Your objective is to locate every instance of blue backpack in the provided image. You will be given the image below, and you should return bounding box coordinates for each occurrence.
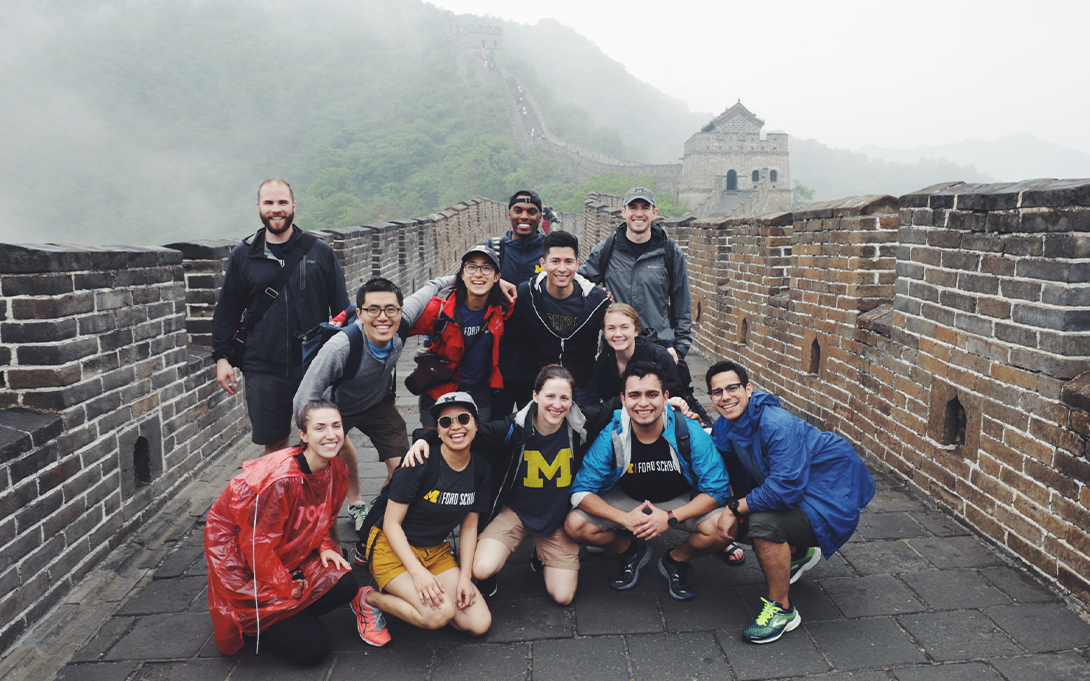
[300,306,365,396]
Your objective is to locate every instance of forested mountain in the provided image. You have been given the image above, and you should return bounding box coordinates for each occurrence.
[2,0,1037,246]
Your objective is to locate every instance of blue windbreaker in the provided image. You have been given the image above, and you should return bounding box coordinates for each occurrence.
[712,392,875,557]
[571,406,731,509]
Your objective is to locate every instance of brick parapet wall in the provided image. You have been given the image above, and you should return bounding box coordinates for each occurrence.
[0,197,507,654]
[682,180,1090,603]
[0,244,250,652]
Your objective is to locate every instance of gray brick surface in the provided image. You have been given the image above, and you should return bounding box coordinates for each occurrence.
[891,661,1003,680]
[528,637,629,681]
[821,575,926,617]
[900,569,1011,610]
[898,610,1022,661]
[807,617,928,669]
[985,603,1090,653]
[627,632,729,681]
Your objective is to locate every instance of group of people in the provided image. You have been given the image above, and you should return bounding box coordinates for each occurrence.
[203,180,877,666]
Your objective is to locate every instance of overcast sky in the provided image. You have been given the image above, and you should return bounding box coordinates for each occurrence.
[427,0,1089,155]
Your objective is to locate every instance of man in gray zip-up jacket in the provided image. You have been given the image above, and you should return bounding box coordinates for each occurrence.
[578,187,693,362]
[212,179,349,454]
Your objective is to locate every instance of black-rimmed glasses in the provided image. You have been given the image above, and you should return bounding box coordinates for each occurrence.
[361,306,402,318]
[710,383,745,398]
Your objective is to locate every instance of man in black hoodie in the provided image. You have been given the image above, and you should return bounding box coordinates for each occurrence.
[508,231,610,407]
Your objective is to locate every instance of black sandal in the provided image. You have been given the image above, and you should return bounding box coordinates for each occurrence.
[719,542,745,566]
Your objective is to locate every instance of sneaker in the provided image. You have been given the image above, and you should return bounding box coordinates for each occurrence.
[475,575,498,598]
[743,597,801,644]
[657,553,695,600]
[529,550,543,574]
[348,502,368,533]
[789,547,821,584]
[351,586,391,647]
[610,540,650,591]
[352,543,368,568]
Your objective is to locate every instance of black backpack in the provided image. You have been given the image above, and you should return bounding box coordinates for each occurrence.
[355,451,489,558]
[300,306,365,397]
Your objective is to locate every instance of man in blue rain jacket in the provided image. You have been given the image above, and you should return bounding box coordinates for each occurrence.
[707,360,875,644]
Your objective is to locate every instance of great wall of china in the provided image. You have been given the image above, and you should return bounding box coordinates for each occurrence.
[2,21,1090,659]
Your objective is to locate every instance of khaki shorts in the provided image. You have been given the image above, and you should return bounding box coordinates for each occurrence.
[575,487,724,533]
[479,506,580,570]
[365,527,459,591]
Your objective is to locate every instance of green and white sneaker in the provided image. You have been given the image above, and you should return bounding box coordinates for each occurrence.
[743,597,801,644]
[348,501,368,533]
[789,547,821,584]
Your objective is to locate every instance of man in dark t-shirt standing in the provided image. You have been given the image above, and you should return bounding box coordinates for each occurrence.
[564,361,731,601]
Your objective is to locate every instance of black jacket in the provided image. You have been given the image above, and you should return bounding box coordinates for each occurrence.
[507,272,610,387]
[595,335,688,402]
[211,227,349,375]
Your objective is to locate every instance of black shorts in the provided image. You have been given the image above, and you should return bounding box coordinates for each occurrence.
[244,367,305,445]
[737,507,818,549]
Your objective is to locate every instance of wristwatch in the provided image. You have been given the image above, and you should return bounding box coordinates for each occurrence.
[726,496,743,519]
[667,510,680,528]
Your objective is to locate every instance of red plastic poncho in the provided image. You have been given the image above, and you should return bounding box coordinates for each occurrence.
[204,447,349,654]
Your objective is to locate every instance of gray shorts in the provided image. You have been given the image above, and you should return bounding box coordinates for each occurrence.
[341,396,410,462]
[244,367,304,445]
[737,507,818,549]
[575,487,724,533]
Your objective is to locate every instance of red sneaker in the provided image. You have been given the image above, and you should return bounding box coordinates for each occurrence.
[351,586,391,647]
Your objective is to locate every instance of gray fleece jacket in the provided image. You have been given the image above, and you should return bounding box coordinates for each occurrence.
[292,276,447,420]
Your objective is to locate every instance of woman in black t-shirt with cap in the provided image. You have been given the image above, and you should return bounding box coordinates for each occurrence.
[359,392,492,638]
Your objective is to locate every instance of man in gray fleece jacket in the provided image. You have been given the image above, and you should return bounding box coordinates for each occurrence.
[292,277,440,528]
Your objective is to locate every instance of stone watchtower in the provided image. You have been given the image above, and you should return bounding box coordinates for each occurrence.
[455,25,504,81]
[678,101,791,217]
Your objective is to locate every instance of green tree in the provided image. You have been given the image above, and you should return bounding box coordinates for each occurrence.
[791,181,816,211]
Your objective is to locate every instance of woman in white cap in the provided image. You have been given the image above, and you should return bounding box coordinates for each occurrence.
[356,392,492,638]
[406,245,513,427]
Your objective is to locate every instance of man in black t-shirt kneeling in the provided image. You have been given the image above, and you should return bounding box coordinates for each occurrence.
[564,361,732,600]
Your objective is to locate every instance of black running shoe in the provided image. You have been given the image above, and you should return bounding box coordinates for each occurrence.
[475,575,498,598]
[658,553,695,600]
[610,540,650,590]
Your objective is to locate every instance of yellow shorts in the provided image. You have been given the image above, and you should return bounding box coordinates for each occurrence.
[366,527,459,591]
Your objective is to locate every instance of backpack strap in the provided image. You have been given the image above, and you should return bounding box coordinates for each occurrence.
[488,236,505,273]
[596,232,617,281]
[239,232,318,335]
[332,310,365,397]
[672,405,692,465]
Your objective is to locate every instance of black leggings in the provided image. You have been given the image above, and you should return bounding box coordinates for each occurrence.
[260,572,359,666]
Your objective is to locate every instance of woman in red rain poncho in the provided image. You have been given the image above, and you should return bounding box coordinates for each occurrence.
[204,398,390,665]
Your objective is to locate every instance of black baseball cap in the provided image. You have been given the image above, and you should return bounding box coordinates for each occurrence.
[508,189,542,210]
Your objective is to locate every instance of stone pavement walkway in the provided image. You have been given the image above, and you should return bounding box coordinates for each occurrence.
[8,347,1090,680]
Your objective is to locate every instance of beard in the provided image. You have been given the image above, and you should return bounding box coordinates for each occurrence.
[261,210,295,235]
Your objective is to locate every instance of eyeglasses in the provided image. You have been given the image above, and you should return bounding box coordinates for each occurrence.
[437,412,473,429]
[710,383,745,398]
[361,306,402,318]
[463,263,495,275]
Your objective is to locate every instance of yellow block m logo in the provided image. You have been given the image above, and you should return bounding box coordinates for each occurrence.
[523,448,573,488]
[423,489,440,503]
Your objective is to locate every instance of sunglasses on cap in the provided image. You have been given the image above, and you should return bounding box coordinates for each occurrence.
[437,412,473,429]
